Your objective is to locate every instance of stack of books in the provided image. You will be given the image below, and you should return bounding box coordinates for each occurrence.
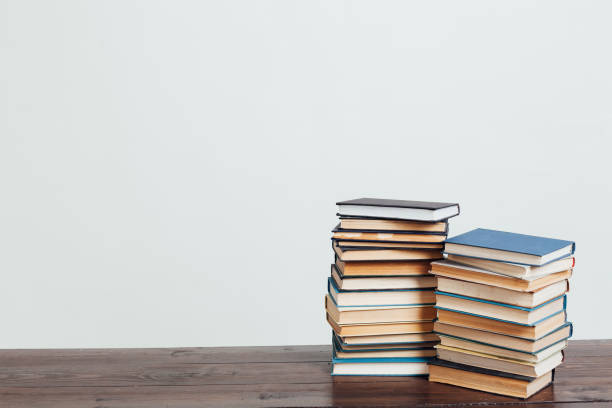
[428,228,575,398]
[326,198,460,376]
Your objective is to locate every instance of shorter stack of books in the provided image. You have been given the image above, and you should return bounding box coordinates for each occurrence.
[326,198,460,376]
[428,228,575,398]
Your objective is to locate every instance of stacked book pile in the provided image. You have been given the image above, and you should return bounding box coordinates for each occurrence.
[428,228,575,398]
[325,198,460,376]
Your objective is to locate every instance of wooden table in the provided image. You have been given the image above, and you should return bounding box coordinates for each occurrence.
[0,340,610,407]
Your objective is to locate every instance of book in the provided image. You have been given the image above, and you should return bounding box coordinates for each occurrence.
[437,334,567,363]
[334,333,438,350]
[325,295,436,325]
[333,337,436,359]
[339,332,439,345]
[444,228,575,266]
[339,217,448,233]
[332,225,446,243]
[436,309,566,340]
[435,345,563,377]
[332,359,430,376]
[435,292,566,325]
[430,260,572,292]
[334,240,444,249]
[333,242,443,261]
[428,359,553,398]
[327,313,434,337]
[335,257,432,277]
[446,254,575,279]
[434,321,573,353]
[436,277,568,308]
[334,348,437,359]
[336,198,460,222]
[332,264,436,290]
[329,278,435,307]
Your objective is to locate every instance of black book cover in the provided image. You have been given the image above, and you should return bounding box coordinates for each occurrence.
[337,213,458,222]
[337,198,458,210]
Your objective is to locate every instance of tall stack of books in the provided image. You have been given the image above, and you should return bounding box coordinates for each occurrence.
[326,198,460,376]
[428,228,575,398]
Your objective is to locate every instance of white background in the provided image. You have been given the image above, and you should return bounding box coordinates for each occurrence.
[1,1,611,348]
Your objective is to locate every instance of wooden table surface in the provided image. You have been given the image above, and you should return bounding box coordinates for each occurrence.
[0,340,610,407]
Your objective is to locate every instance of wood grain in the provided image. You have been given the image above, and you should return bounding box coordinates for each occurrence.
[0,340,610,407]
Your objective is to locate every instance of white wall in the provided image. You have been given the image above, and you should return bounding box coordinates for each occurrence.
[1,0,610,348]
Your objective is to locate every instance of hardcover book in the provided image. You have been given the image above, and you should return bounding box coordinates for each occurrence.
[436,308,567,340]
[333,332,438,350]
[325,295,436,325]
[436,277,569,308]
[433,321,573,353]
[335,257,433,276]
[436,334,567,363]
[435,292,566,325]
[334,242,443,262]
[446,253,575,278]
[332,264,436,290]
[337,198,460,222]
[339,217,448,233]
[327,313,434,337]
[435,344,563,377]
[428,359,554,398]
[338,332,439,345]
[444,228,575,266]
[430,260,572,291]
[333,336,436,359]
[332,224,447,242]
[329,278,436,307]
[332,344,433,376]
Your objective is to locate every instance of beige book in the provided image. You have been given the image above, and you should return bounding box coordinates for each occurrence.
[335,258,432,277]
[434,321,572,353]
[334,242,442,261]
[340,332,439,345]
[326,313,434,337]
[335,348,436,359]
[335,241,443,249]
[325,295,436,325]
[437,334,567,363]
[446,253,574,278]
[435,293,565,325]
[436,277,568,308]
[435,344,563,377]
[430,260,572,292]
[429,363,553,398]
[332,265,436,290]
[333,230,446,243]
[436,308,566,340]
[340,218,447,232]
[337,341,439,350]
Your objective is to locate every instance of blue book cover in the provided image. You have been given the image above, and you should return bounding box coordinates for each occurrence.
[444,228,575,266]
